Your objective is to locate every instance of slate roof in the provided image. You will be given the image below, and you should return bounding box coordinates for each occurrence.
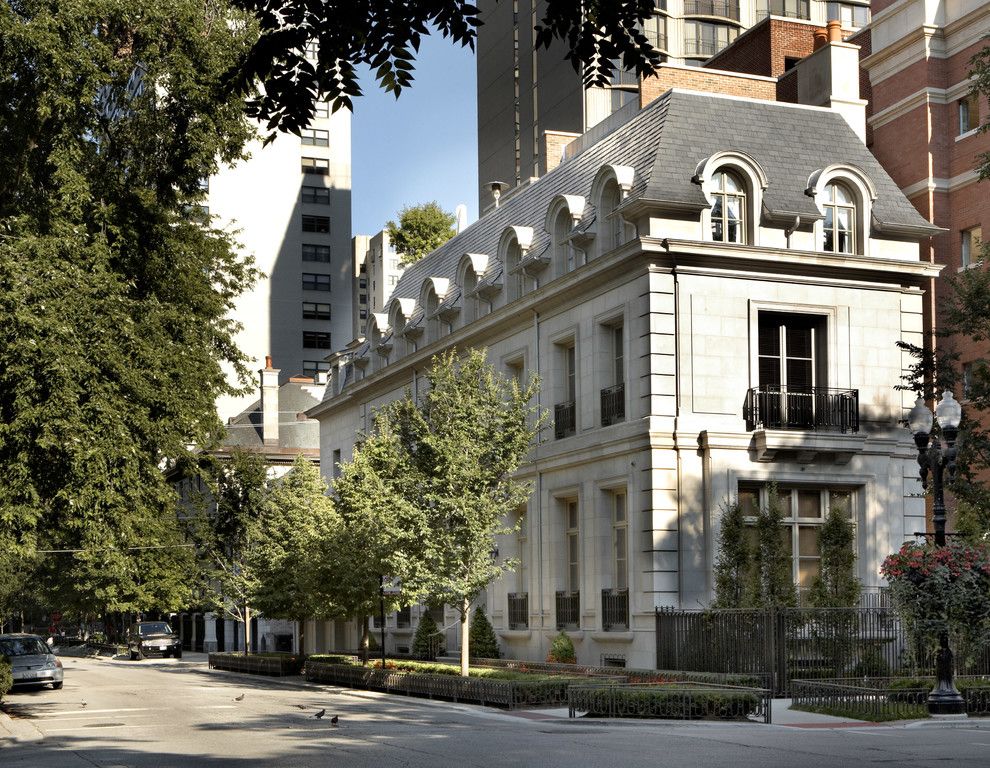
[370,88,935,336]
[224,379,323,452]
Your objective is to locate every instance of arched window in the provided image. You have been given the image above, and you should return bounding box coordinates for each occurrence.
[554,210,573,277]
[821,182,856,254]
[711,170,746,244]
[425,289,440,342]
[462,268,478,324]
[600,180,625,255]
[505,240,524,301]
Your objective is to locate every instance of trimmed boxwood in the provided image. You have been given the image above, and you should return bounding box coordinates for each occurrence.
[209,652,305,676]
[570,685,761,720]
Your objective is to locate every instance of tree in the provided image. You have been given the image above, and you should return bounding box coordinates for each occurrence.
[386,202,456,265]
[193,450,269,655]
[712,498,753,609]
[230,0,664,139]
[0,1,258,615]
[333,348,542,675]
[748,486,797,608]
[411,611,443,661]
[249,456,341,654]
[808,501,861,608]
[468,605,499,659]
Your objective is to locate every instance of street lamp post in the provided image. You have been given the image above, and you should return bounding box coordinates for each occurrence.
[907,390,966,716]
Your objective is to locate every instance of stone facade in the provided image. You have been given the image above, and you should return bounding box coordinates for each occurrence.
[311,88,940,667]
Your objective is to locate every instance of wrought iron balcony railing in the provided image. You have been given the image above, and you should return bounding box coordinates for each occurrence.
[554,400,576,439]
[507,593,529,630]
[684,0,740,20]
[555,591,580,630]
[600,383,625,426]
[744,385,859,433]
[601,588,629,631]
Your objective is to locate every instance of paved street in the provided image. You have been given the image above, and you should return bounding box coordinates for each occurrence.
[3,654,990,767]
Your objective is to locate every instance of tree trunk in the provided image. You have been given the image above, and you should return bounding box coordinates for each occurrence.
[359,614,369,665]
[460,596,470,677]
[297,618,305,656]
[243,604,251,656]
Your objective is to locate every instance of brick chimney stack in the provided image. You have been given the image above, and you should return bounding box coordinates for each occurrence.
[260,355,280,446]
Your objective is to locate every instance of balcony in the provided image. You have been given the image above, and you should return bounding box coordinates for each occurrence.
[601,589,629,631]
[555,591,580,630]
[600,383,625,426]
[554,401,576,439]
[744,385,859,434]
[507,593,529,630]
[683,0,740,20]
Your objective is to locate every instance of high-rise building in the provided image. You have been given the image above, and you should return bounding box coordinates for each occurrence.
[476,0,871,207]
[351,230,406,340]
[208,105,352,421]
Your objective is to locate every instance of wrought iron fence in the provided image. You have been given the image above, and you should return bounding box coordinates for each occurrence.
[600,383,625,426]
[602,589,629,631]
[684,0,741,20]
[556,591,580,629]
[507,593,529,630]
[792,677,990,720]
[655,606,990,696]
[554,401,576,438]
[744,385,859,433]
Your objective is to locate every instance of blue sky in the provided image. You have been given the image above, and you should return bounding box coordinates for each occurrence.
[351,34,479,236]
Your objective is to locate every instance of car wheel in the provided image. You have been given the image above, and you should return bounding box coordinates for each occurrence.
[130,650,140,661]
[174,649,182,659]
[51,681,63,690]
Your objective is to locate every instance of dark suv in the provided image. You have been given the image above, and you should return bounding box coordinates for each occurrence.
[127,621,182,660]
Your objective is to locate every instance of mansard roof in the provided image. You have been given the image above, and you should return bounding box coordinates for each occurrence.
[388,89,935,312]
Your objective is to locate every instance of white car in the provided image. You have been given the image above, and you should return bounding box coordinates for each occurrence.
[0,633,64,690]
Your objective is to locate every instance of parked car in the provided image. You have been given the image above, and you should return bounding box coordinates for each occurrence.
[127,621,182,660]
[0,633,64,690]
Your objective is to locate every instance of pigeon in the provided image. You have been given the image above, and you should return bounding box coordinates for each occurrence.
[80,702,87,708]
[314,709,326,719]
[234,693,245,702]
[330,715,339,726]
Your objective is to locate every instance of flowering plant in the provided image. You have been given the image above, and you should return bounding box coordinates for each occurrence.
[880,541,990,645]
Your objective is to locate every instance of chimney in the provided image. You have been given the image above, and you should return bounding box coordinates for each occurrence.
[795,22,867,142]
[260,355,280,446]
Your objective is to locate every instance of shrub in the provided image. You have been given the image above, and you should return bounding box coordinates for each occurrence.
[412,612,444,661]
[547,631,576,664]
[850,646,891,678]
[0,658,12,702]
[469,606,499,659]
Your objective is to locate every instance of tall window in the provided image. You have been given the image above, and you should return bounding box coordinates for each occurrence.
[826,2,869,28]
[506,240,524,301]
[711,170,746,244]
[758,313,824,391]
[684,20,738,57]
[739,484,854,590]
[612,326,624,387]
[566,344,576,403]
[555,341,577,438]
[959,92,980,135]
[962,226,982,268]
[612,491,628,591]
[755,0,810,20]
[565,500,580,593]
[821,182,856,254]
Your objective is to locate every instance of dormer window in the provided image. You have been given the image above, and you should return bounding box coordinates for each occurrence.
[711,170,746,244]
[601,181,625,254]
[822,182,855,254]
[554,210,574,277]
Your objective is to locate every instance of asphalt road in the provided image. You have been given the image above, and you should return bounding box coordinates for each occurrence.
[3,654,990,767]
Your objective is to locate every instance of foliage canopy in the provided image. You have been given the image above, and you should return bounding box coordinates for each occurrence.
[386,202,456,265]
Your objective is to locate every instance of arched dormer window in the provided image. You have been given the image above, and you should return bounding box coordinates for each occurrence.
[388,298,415,359]
[711,170,746,244]
[821,181,856,254]
[457,254,489,326]
[591,165,634,258]
[498,226,533,303]
[693,152,767,247]
[545,195,585,278]
[806,165,875,257]
[425,288,440,341]
[368,313,390,371]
